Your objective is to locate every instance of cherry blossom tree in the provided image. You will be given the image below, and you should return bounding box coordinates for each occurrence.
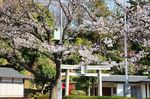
[77,0,150,75]
[0,0,149,98]
[0,0,108,98]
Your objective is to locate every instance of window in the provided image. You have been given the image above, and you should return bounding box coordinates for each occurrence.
[13,78,23,83]
[1,77,12,82]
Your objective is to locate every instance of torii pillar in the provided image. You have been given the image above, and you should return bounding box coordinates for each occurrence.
[98,70,102,96]
[65,69,70,96]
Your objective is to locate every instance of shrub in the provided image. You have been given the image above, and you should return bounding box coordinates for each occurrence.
[35,95,135,99]
[70,90,86,96]
[63,96,135,99]
[35,94,48,99]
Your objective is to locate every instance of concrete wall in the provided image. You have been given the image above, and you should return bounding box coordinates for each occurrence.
[141,83,146,98]
[146,84,150,98]
[116,83,131,97]
[0,77,24,97]
[116,83,124,96]
[115,83,150,98]
[140,83,150,98]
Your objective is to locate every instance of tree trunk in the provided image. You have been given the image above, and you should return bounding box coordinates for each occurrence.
[49,54,62,99]
[49,72,61,99]
[49,80,59,99]
[41,83,46,95]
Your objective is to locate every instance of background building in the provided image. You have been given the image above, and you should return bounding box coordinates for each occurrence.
[0,68,31,98]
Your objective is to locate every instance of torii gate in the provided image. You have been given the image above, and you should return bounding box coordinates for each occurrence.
[61,64,112,96]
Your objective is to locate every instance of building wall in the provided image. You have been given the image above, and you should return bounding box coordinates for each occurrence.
[141,83,146,98]
[130,84,141,99]
[140,83,150,98]
[0,77,24,97]
[103,82,149,99]
[116,83,124,96]
[147,84,150,98]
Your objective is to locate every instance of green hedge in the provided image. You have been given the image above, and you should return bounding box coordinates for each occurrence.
[70,90,86,96]
[63,96,135,99]
[35,94,48,99]
[35,95,135,99]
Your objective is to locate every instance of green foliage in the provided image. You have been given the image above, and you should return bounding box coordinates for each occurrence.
[75,76,97,95]
[30,2,54,43]
[113,7,123,18]
[19,48,39,64]
[63,53,81,65]
[32,55,56,89]
[129,41,147,52]
[0,58,8,65]
[94,0,111,17]
[97,54,107,61]
[36,56,56,79]
[0,39,13,54]
[139,55,150,66]
[107,51,124,63]
[35,95,134,99]
[76,38,92,46]
[112,67,124,75]
[31,3,54,27]
[35,94,49,99]
[20,48,55,87]
[63,96,135,99]
[70,90,86,96]
[20,48,56,78]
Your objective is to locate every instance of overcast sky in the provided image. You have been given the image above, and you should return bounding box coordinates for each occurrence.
[105,0,130,11]
[105,0,116,11]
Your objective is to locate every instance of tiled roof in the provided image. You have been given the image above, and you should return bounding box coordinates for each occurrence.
[0,67,30,79]
[102,75,150,83]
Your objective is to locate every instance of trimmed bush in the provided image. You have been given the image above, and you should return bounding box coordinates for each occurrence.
[63,96,135,99]
[35,94,48,99]
[35,95,135,99]
[70,90,86,96]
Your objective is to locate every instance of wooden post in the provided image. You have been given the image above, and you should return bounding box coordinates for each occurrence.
[65,69,69,96]
[98,70,102,96]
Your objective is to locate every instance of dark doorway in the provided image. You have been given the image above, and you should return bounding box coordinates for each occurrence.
[103,87,111,96]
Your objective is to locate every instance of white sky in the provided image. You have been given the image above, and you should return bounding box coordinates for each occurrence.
[105,0,116,11]
[105,0,130,11]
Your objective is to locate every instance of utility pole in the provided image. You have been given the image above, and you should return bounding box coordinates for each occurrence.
[60,6,63,44]
[58,3,63,99]
[123,0,129,97]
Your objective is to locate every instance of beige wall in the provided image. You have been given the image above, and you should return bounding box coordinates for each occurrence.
[0,77,24,97]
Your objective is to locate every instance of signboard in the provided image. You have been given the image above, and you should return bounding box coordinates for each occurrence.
[54,28,62,40]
